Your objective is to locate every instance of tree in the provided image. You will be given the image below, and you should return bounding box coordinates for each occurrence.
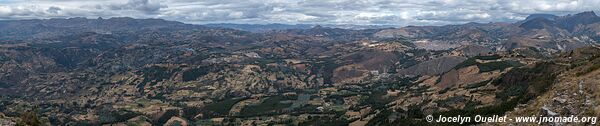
[17,111,41,126]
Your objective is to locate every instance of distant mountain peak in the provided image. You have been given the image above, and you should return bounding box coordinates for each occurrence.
[519,17,557,29]
[312,25,324,29]
[524,14,558,22]
[109,17,135,20]
[464,22,482,25]
[574,11,597,17]
[559,11,600,31]
[520,11,600,31]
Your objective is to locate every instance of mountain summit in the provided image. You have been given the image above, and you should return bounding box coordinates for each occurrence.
[524,14,558,22]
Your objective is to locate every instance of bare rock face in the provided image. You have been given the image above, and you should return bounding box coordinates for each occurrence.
[0,113,17,126]
[540,106,559,116]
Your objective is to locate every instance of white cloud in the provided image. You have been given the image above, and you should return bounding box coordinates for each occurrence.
[0,0,599,26]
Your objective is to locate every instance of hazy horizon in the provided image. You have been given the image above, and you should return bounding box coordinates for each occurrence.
[1,0,600,26]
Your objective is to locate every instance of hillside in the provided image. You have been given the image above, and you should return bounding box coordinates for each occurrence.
[0,12,599,126]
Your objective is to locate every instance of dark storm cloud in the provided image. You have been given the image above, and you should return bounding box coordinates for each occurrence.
[46,6,61,14]
[105,0,165,14]
[1,0,599,26]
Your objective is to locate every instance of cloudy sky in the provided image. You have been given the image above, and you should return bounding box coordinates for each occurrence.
[0,0,599,26]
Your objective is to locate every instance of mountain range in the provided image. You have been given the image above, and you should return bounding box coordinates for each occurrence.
[0,11,599,126]
[204,23,397,32]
